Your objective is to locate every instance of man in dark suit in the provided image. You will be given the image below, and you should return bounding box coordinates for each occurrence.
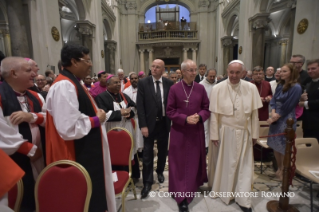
[137,59,174,198]
[299,59,319,143]
[195,64,206,83]
[290,54,312,89]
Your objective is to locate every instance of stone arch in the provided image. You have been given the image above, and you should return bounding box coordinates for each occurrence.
[74,0,86,20]
[277,10,292,37]
[139,0,195,16]
[226,14,238,36]
[103,19,112,40]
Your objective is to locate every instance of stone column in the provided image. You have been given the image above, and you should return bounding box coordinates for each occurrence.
[279,38,289,66]
[106,41,116,74]
[249,13,270,68]
[191,48,197,62]
[76,20,95,68]
[139,49,145,72]
[147,48,154,70]
[221,36,233,73]
[0,28,12,56]
[182,48,189,61]
[5,0,31,57]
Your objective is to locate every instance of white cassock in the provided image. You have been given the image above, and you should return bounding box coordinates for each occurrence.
[46,81,116,212]
[0,93,46,181]
[269,80,278,95]
[208,79,262,208]
[123,85,143,152]
[199,79,216,148]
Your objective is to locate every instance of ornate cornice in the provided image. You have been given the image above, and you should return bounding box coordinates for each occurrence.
[222,0,240,18]
[102,0,116,22]
[126,1,137,10]
[249,13,271,30]
[76,20,96,37]
[105,40,117,51]
[137,41,200,49]
[198,0,210,8]
[221,36,233,47]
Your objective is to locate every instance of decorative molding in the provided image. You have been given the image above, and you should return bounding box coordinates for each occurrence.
[222,0,240,18]
[106,40,117,51]
[221,36,233,47]
[76,20,96,37]
[198,0,210,8]
[147,48,154,53]
[125,1,137,10]
[183,48,189,52]
[137,41,200,49]
[139,49,145,53]
[297,19,308,34]
[279,38,289,45]
[102,0,116,22]
[191,48,198,51]
[249,13,270,30]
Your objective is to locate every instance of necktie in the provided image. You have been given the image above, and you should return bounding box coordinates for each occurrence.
[201,76,203,81]
[156,81,163,118]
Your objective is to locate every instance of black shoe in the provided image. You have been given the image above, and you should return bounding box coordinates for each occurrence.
[178,199,189,212]
[141,183,152,199]
[158,173,165,183]
[236,202,252,212]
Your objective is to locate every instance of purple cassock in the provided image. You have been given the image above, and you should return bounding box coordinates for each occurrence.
[89,84,107,98]
[166,80,210,204]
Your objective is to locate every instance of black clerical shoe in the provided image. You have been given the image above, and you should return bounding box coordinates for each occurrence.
[158,173,165,183]
[236,202,252,212]
[141,183,152,199]
[178,199,189,212]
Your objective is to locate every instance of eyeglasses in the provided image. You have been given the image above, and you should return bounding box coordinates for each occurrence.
[78,58,92,64]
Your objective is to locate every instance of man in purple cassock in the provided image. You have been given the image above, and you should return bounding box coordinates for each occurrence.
[166,59,210,212]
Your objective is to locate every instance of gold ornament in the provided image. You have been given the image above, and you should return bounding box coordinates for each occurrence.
[238,46,242,54]
[51,27,60,42]
[297,19,308,34]
[101,50,105,58]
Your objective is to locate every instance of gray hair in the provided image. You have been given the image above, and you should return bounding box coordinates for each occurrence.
[169,71,177,76]
[117,69,124,74]
[292,54,305,63]
[205,68,217,77]
[276,68,281,71]
[181,59,195,71]
[1,57,26,79]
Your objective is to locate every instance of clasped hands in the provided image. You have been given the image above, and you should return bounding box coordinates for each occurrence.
[186,113,200,125]
[299,91,308,107]
[267,111,280,124]
[121,107,131,118]
[261,96,272,103]
[10,111,34,125]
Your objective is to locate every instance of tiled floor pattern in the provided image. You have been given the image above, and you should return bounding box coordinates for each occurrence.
[114,157,319,212]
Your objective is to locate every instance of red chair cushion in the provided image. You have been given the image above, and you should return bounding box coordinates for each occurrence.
[8,184,17,210]
[37,165,88,212]
[107,130,132,166]
[113,171,129,194]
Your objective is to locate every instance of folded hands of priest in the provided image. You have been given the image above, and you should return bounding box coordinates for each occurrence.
[10,111,34,125]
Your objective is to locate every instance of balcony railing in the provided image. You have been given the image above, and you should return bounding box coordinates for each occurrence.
[138,21,197,41]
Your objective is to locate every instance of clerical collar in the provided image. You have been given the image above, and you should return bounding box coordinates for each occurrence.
[13,90,27,96]
[266,76,274,79]
[205,79,215,84]
[152,76,163,83]
[182,79,193,86]
[312,78,319,82]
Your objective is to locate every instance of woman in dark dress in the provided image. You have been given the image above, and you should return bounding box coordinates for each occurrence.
[267,63,302,180]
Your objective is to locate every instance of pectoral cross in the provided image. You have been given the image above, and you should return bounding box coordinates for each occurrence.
[184,99,189,107]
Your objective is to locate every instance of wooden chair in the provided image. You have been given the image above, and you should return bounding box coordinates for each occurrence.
[8,179,23,212]
[255,121,271,174]
[35,160,92,212]
[107,127,137,212]
[295,138,319,212]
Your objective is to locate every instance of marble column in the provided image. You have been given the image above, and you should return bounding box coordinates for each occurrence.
[147,48,154,70]
[249,13,270,68]
[279,38,289,66]
[139,49,145,72]
[183,48,189,61]
[5,0,31,57]
[0,28,12,56]
[221,36,233,73]
[191,48,197,62]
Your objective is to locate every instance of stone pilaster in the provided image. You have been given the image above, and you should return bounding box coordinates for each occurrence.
[139,49,145,72]
[147,48,154,70]
[279,38,289,66]
[183,48,189,61]
[221,36,233,73]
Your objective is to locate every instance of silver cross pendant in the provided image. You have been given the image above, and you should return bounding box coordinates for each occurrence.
[184,99,189,107]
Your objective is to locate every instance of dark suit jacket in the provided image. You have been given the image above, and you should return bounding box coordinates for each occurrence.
[302,81,319,130]
[299,70,312,90]
[136,76,174,135]
[195,74,205,83]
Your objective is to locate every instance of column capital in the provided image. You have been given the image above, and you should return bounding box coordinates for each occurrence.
[139,49,145,53]
[191,48,198,51]
[106,40,117,51]
[75,20,96,37]
[249,13,270,30]
[183,48,189,52]
[221,36,233,47]
[147,49,154,53]
[279,38,289,45]
[125,1,137,11]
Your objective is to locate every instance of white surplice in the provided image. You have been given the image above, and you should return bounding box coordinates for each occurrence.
[269,80,278,95]
[46,80,116,212]
[123,85,143,152]
[208,79,262,208]
[0,93,46,181]
[199,79,216,147]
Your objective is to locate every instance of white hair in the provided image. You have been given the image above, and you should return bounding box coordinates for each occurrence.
[228,59,245,71]
[276,68,281,71]
[181,59,195,71]
[117,69,124,74]
[1,57,26,79]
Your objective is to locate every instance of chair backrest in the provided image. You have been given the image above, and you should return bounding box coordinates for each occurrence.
[258,121,270,142]
[296,121,303,138]
[295,138,319,166]
[35,160,92,212]
[8,179,23,212]
[107,127,133,167]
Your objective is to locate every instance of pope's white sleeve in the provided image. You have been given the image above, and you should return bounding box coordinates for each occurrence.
[209,112,219,140]
[251,109,259,139]
[46,80,94,140]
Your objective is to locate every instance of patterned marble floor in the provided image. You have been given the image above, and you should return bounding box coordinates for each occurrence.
[114,159,319,212]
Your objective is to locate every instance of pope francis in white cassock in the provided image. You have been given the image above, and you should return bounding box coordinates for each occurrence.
[208,60,262,212]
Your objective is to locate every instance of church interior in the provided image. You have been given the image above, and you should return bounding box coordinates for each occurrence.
[0,0,319,212]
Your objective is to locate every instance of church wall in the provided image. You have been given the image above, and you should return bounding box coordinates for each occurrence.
[215,2,225,75]
[28,0,62,75]
[112,1,122,72]
[292,0,319,68]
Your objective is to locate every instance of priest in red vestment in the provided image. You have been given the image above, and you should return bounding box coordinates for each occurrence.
[166,59,210,212]
[250,66,272,121]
